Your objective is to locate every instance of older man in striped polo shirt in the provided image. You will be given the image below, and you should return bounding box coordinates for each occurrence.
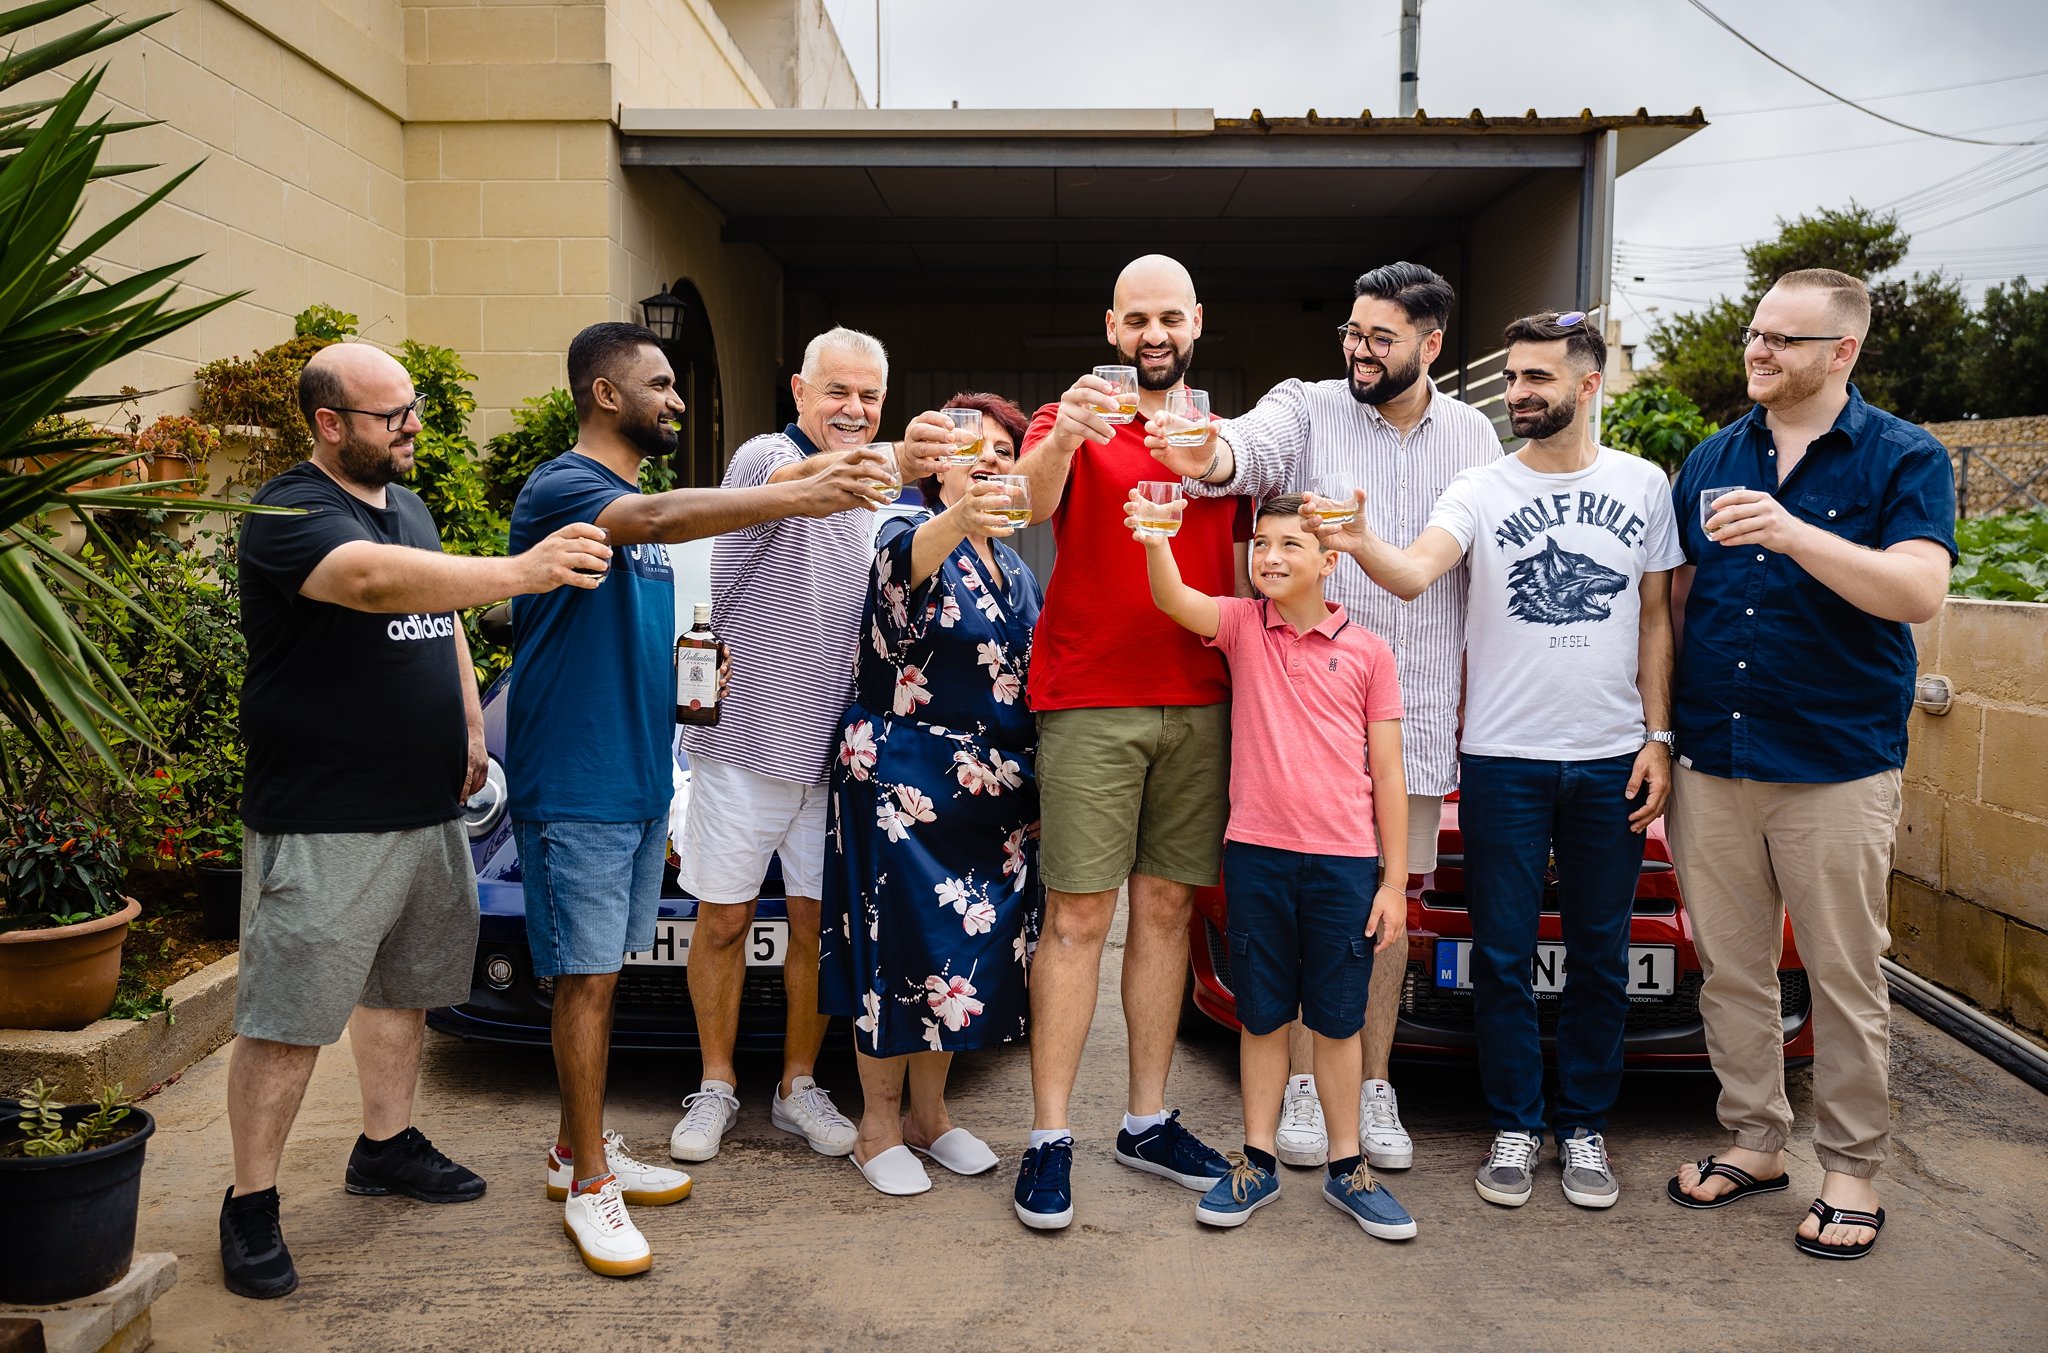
[1166,261,1501,1172]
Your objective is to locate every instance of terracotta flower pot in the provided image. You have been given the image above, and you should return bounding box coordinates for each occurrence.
[146,450,197,493]
[0,897,141,1031]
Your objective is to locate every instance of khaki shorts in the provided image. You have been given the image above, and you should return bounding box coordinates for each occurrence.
[1406,793,1445,874]
[1036,704,1230,894]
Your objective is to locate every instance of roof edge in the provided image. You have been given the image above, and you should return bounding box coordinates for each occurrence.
[618,107,1709,139]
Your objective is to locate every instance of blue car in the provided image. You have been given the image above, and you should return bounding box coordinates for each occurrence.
[426,536,801,1052]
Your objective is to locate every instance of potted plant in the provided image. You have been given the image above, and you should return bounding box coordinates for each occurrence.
[0,1080,155,1304]
[0,806,139,1030]
[132,412,221,494]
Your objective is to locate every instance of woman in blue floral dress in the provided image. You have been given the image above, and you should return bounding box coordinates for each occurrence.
[821,392,1044,1197]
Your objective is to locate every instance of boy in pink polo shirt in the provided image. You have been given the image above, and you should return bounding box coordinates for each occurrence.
[1129,490,1415,1240]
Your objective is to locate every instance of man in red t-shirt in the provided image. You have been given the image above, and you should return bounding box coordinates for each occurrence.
[1010,254,1247,1231]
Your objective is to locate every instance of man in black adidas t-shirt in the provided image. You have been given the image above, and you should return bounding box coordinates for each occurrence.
[220,341,609,1300]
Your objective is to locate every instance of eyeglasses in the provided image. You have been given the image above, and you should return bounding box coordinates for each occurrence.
[1336,326,1426,357]
[328,395,429,432]
[1736,328,1845,353]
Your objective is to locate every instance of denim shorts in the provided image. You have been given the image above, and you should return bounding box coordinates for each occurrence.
[1223,841,1378,1039]
[514,817,666,977]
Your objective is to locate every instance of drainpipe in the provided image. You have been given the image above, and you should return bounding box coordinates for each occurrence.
[1399,0,1421,116]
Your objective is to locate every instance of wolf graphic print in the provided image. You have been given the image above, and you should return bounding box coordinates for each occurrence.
[1426,447,1685,760]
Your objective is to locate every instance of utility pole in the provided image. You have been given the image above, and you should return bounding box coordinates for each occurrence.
[1398,0,1421,116]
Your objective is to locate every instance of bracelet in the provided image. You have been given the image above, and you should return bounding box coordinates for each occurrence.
[1375,882,1404,895]
[1198,446,1223,483]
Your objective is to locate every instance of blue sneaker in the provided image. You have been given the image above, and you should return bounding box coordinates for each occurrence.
[1114,1110,1230,1191]
[1323,1160,1418,1241]
[1194,1153,1280,1228]
[1014,1137,1074,1230]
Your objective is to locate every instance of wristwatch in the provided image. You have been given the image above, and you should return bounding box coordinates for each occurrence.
[1646,731,1676,748]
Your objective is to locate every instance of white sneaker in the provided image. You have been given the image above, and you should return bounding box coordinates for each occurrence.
[770,1075,857,1156]
[669,1081,740,1162]
[1361,1079,1413,1170]
[549,1130,692,1205]
[1274,1074,1329,1167]
[561,1175,651,1277]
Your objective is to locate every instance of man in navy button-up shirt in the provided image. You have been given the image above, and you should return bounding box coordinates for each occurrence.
[1664,269,1954,1262]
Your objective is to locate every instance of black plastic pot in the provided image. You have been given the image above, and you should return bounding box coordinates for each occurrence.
[197,864,241,942]
[0,1104,155,1304]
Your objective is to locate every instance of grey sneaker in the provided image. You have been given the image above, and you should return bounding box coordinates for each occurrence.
[1558,1129,1619,1209]
[1475,1130,1540,1207]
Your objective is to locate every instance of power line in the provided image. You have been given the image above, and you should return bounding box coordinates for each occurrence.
[1917,178,2048,234]
[1683,0,2047,147]
[1709,66,2048,117]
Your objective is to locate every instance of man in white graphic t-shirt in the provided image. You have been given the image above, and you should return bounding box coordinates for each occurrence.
[1308,310,1682,1217]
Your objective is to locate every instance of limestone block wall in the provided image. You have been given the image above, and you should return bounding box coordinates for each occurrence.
[28,0,409,404]
[1919,415,2048,518]
[1891,597,2048,1038]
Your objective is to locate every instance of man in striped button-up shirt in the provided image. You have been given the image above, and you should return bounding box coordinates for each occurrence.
[1169,261,1502,1173]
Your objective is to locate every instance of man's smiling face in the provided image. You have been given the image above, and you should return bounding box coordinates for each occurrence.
[794,348,885,451]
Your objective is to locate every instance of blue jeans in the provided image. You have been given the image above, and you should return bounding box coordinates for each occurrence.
[1459,753,1646,1137]
[514,817,666,977]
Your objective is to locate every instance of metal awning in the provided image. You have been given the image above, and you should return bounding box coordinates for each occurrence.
[619,107,1702,302]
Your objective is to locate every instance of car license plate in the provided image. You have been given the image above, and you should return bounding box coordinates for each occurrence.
[1433,940,1676,996]
[624,919,788,968]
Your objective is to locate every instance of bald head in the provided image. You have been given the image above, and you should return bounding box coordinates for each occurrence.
[1113,254,1197,313]
[298,341,413,444]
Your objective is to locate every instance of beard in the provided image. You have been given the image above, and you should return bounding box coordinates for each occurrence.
[623,403,680,461]
[336,424,409,487]
[1117,336,1194,392]
[1508,389,1578,441]
[1749,356,1828,409]
[1347,347,1425,406]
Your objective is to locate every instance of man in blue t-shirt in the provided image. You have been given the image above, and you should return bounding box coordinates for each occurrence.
[506,321,893,1278]
[1664,270,1955,1264]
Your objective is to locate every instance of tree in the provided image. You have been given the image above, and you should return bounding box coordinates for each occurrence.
[1602,378,1719,474]
[1962,277,2048,418]
[1644,205,1979,424]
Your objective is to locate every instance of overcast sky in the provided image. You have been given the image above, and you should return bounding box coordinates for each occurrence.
[820,0,2048,345]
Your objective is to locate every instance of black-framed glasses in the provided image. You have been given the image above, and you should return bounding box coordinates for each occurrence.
[1736,327,1845,353]
[1336,325,1425,357]
[328,395,428,432]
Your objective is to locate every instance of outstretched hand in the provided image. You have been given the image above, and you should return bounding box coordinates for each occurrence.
[1302,489,1369,554]
[522,521,612,592]
[1141,410,1213,478]
[1122,486,1182,545]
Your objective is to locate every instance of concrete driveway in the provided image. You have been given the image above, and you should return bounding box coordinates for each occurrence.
[135,920,2047,1353]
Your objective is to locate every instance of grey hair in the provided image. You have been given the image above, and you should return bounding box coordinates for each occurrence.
[799,326,889,386]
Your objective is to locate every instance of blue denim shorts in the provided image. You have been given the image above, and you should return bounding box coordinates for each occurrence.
[514,818,666,977]
[1223,842,1378,1038]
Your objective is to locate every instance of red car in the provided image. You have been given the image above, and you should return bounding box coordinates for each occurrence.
[1187,798,1815,1069]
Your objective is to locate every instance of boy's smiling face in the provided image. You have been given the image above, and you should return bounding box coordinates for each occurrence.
[1249,510,1338,603]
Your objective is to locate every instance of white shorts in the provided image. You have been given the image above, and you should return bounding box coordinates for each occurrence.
[674,751,828,903]
[1407,794,1444,875]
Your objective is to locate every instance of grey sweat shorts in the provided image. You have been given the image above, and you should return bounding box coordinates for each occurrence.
[234,821,480,1047]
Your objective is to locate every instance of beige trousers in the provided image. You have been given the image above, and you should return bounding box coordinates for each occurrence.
[1666,764,1903,1179]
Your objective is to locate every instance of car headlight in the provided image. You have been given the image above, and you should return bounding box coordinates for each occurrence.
[463,757,508,839]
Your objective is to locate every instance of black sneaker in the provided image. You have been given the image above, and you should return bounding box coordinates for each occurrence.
[344,1126,486,1203]
[220,1185,299,1300]
[1114,1110,1231,1191]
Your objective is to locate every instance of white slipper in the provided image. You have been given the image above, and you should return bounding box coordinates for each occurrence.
[909,1127,1000,1176]
[853,1144,932,1196]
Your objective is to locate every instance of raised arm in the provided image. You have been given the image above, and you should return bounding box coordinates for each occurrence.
[1019,376,1122,524]
[300,523,610,613]
[1178,378,1313,500]
[598,449,886,546]
[1125,489,1220,638]
[907,479,1016,587]
[1706,490,1950,623]
[1308,488,1467,602]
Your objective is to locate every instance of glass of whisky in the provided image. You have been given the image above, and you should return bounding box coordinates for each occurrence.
[1134,480,1185,538]
[1092,365,1140,425]
[1310,472,1361,526]
[986,474,1032,531]
[1161,387,1211,447]
[857,442,901,503]
[940,407,984,464]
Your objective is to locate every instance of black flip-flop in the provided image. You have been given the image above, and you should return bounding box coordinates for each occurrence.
[1794,1198,1885,1260]
[1665,1156,1791,1210]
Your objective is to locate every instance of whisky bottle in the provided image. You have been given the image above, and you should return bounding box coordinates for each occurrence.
[674,602,725,726]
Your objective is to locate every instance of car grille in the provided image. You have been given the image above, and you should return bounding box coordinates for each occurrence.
[537,968,786,1013]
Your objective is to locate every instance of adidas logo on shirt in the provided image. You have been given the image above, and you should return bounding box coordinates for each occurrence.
[385,612,456,642]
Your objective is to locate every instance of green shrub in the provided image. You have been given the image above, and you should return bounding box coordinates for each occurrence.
[483,387,578,514]
[0,806,124,930]
[1951,509,2048,602]
[1603,380,1719,474]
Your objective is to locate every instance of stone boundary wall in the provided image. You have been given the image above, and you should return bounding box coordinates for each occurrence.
[1892,597,2048,1040]
[1921,415,2048,518]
